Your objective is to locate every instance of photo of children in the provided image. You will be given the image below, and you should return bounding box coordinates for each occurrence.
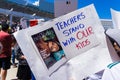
[31,28,66,69]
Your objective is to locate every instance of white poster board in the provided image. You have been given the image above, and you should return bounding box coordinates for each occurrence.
[14,4,117,80]
[111,8,120,29]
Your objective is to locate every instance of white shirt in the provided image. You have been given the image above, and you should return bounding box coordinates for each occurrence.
[102,61,120,80]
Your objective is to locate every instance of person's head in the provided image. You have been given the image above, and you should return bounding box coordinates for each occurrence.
[37,39,51,54]
[1,23,9,32]
[48,41,60,52]
[37,39,60,54]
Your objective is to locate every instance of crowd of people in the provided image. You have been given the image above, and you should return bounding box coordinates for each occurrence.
[0,16,66,80]
[0,17,36,80]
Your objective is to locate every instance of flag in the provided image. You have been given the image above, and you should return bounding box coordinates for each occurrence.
[29,19,45,27]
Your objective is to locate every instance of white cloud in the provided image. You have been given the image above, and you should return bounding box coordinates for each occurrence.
[33,1,39,6]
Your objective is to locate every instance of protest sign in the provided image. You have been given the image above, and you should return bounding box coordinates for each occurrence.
[20,17,29,29]
[111,8,120,29]
[14,4,118,80]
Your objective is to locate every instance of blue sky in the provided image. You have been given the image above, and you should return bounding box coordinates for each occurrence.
[29,0,120,19]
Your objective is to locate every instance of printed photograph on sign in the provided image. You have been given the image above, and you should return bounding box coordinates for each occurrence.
[31,27,66,69]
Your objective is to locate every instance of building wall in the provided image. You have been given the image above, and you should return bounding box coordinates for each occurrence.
[0,0,54,19]
[39,0,54,13]
[7,0,28,5]
[101,19,113,30]
[54,0,78,17]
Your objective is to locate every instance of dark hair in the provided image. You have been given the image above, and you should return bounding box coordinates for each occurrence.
[1,23,9,31]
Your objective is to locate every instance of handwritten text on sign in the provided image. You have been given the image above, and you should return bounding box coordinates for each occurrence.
[55,12,94,50]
